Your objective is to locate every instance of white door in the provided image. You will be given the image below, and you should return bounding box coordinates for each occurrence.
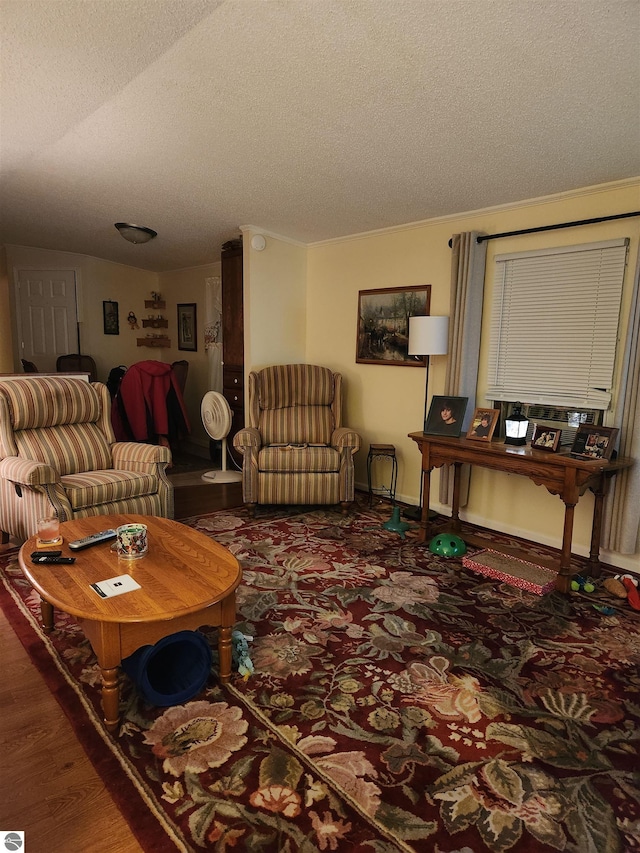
[15,269,79,372]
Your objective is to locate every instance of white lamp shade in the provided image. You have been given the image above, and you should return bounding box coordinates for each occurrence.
[408,316,449,356]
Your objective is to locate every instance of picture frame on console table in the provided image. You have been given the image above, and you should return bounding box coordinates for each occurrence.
[424,395,468,437]
[466,407,499,442]
[531,424,562,452]
[356,285,431,366]
[570,424,618,461]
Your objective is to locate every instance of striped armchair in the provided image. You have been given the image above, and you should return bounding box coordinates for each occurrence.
[233,364,361,513]
[0,376,173,543]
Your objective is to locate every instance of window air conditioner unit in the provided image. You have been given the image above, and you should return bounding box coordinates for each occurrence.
[495,403,602,446]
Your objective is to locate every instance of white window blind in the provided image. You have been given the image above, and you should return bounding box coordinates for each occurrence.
[487,238,629,409]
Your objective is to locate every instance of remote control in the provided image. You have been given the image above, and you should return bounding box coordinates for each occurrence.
[30,550,62,559]
[32,555,76,564]
[69,529,117,551]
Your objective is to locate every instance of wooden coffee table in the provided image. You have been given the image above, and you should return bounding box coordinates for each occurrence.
[18,514,242,733]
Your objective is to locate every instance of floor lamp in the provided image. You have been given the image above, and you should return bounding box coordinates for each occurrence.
[404,315,449,521]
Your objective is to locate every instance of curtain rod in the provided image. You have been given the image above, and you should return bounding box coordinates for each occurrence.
[448,210,640,247]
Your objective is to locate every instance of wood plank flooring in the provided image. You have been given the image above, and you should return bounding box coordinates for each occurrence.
[0,602,145,852]
[172,471,243,519]
[0,477,242,852]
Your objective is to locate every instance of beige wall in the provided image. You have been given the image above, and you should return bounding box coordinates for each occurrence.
[304,179,640,569]
[3,179,638,567]
[243,230,307,370]
[0,247,13,372]
[3,245,220,449]
[158,262,222,449]
[5,245,158,380]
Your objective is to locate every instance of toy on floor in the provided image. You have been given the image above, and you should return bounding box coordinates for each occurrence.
[232,630,254,680]
[429,534,467,557]
[603,577,627,598]
[617,574,640,611]
[593,604,616,615]
[570,575,595,593]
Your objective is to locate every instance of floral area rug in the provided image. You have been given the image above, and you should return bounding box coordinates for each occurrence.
[2,499,640,852]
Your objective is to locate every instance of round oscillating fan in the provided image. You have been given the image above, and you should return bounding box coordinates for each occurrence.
[200,392,242,483]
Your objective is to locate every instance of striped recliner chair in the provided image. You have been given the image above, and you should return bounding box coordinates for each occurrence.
[233,364,361,513]
[0,376,173,543]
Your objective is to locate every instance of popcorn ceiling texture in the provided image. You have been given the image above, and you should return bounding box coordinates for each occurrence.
[1,0,638,272]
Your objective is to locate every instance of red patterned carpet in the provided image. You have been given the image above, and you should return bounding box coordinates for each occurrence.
[1,499,639,852]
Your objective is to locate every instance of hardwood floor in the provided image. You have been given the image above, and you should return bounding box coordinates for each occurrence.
[0,602,145,852]
[0,478,243,852]
[172,471,243,519]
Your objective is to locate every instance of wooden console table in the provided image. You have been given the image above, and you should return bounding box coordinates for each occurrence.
[409,432,633,593]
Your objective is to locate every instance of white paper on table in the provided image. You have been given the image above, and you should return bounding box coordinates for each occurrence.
[90,574,141,599]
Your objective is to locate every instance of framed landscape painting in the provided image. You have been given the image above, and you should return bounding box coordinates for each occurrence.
[356,285,430,366]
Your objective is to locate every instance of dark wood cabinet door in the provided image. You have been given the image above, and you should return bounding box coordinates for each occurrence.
[222,244,244,368]
[222,241,244,462]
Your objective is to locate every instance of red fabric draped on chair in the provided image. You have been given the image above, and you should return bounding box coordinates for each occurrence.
[111,360,190,448]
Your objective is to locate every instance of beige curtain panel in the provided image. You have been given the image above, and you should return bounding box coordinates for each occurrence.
[603,250,640,555]
[439,231,487,506]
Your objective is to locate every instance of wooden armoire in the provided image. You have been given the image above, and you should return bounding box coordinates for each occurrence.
[221,238,244,461]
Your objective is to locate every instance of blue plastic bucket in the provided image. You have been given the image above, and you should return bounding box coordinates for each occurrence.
[122,630,213,706]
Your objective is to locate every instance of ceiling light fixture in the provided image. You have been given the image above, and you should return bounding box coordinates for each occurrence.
[114,223,157,244]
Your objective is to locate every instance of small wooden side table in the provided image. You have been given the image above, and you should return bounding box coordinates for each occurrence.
[367,444,398,506]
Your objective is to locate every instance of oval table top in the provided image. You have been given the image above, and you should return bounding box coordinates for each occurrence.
[19,514,242,624]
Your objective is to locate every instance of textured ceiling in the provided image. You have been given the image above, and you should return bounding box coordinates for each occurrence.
[1,0,639,272]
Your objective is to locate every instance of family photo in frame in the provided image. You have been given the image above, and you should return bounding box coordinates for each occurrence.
[531,424,562,452]
[424,396,468,436]
[466,408,499,442]
[570,424,618,461]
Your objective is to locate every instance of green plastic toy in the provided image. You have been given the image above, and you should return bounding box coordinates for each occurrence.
[429,534,467,557]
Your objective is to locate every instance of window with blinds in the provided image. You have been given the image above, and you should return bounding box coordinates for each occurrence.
[487,238,629,410]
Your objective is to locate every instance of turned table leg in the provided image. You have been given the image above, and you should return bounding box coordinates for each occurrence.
[418,467,432,543]
[450,462,463,532]
[40,598,54,631]
[218,593,236,684]
[219,626,232,684]
[100,666,121,733]
[557,501,577,594]
[81,620,122,733]
[585,476,608,578]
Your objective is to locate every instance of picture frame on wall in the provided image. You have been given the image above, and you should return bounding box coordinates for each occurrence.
[570,424,618,461]
[466,407,500,442]
[177,303,197,351]
[356,285,431,366]
[103,300,119,335]
[424,395,468,436]
[531,424,562,452]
